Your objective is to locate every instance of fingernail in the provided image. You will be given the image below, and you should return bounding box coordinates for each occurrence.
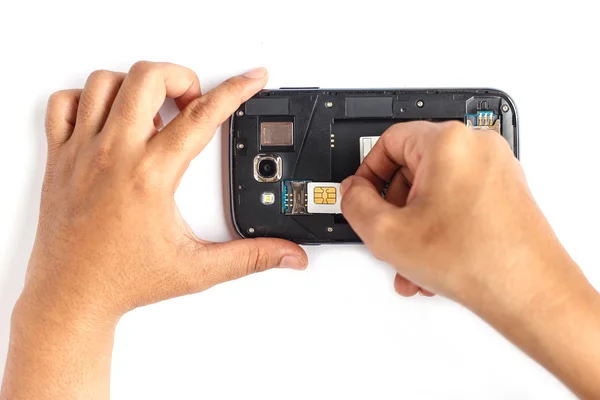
[340,177,353,196]
[277,256,306,270]
[243,67,267,79]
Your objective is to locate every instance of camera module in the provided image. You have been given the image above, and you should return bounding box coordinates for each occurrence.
[253,154,282,182]
[258,159,277,178]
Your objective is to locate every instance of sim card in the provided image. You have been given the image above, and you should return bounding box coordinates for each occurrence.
[359,136,380,163]
[307,182,342,214]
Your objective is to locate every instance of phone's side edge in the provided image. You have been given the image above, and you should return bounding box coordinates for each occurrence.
[228,114,248,240]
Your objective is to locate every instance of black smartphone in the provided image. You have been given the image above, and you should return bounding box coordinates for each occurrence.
[229,88,519,244]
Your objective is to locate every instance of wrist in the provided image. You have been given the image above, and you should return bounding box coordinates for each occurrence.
[469,261,600,399]
[4,289,117,400]
[13,285,120,337]
[475,264,595,332]
[461,242,598,351]
[458,234,593,327]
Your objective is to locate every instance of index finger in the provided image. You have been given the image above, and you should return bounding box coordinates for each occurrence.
[149,67,268,172]
[103,61,201,142]
[356,121,439,187]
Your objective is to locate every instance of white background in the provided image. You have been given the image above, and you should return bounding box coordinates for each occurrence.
[1,1,599,399]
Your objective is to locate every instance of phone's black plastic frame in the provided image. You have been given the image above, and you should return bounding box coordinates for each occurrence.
[229,88,519,244]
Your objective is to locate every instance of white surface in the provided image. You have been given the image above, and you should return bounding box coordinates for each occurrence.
[1,1,599,399]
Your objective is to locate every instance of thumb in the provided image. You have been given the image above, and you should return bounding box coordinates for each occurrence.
[197,238,308,287]
[341,176,409,257]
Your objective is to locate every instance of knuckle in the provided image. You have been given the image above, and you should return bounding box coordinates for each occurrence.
[416,214,448,247]
[87,69,115,85]
[244,243,271,274]
[367,215,399,262]
[128,61,158,83]
[371,212,397,240]
[380,126,396,141]
[220,78,243,99]
[159,130,186,154]
[183,96,217,126]
[46,90,76,121]
[486,130,512,154]
[47,90,68,106]
[445,120,468,132]
[174,246,209,292]
[440,121,468,142]
[181,242,211,279]
[84,141,116,176]
[86,142,115,173]
[378,129,394,150]
[129,60,153,75]
[132,157,164,194]
[436,123,471,158]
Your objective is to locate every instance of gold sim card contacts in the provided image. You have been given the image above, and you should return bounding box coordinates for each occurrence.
[313,186,337,204]
[307,183,341,214]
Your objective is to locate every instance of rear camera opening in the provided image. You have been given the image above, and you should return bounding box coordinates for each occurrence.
[258,159,277,178]
[253,154,282,182]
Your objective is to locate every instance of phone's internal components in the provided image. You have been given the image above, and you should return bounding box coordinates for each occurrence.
[307,182,342,214]
[282,180,310,215]
[359,136,380,163]
[245,97,290,115]
[465,111,501,134]
[261,121,294,146]
[254,154,282,183]
[261,192,275,206]
[331,120,397,183]
[346,97,393,118]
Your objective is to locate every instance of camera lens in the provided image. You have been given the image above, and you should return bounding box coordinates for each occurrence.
[258,158,277,179]
[253,154,282,183]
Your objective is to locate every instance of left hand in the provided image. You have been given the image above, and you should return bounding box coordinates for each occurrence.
[20,62,307,326]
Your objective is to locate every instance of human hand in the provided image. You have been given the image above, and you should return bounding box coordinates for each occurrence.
[20,62,307,325]
[340,121,600,399]
[340,121,584,309]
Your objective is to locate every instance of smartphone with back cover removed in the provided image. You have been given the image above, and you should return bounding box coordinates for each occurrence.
[229,88,519,244]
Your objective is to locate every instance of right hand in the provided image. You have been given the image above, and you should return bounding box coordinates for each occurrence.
[340,121,585,310]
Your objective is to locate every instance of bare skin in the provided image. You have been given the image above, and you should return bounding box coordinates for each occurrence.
[0,62,598,399]
[0,62,307,400]
[340,121,600,398]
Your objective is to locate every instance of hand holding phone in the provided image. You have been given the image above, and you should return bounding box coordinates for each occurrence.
[19,63,307,325]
